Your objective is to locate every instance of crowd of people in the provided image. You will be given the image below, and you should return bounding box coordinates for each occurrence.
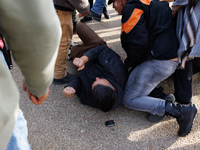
[0,0,199,149]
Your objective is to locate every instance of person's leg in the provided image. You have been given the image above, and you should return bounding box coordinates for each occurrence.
[54,10,73,79]
[192,58,200,74]
[72,11,77,34]
[76,23,106,46]
[123,59,178,116]
[88,0,93,9]
[174,60,193,104]
[6,109,31,150]
[81,0,106,22]
[103,5,110,19]
[0,52,30,150]
[91,0,106,15]
[71,22,107,58]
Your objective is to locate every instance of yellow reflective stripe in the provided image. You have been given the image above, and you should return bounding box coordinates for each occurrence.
[121,8,144,34]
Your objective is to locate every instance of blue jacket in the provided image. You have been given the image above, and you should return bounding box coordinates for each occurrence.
[121,0,178,69]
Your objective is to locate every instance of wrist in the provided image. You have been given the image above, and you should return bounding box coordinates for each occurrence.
[81,55,89,63]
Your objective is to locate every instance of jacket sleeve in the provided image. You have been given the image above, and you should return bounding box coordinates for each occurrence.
[83,45,107,62]
[172,0,189,7]
[64,77,82,93]
[68,0,90,14]
[0,0,61,97]
[121,5,149,68]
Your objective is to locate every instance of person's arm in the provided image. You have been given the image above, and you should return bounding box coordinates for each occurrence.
[0,0,61,99]
[63,77,82,98]
[73,45,108,71]
[172,0,189,7]
[73,55,89,71]
[171,0,188,17]
[63,87,76,98]
[121,5,149,69]
[69,0,90,17]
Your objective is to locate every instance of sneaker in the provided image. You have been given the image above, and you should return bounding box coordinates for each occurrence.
[53,73,78,85]
[87,10,101,21]
[80,16,92,22]
[103,6,110,19]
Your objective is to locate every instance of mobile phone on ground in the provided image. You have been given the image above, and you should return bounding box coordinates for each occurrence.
[105,120,115,127]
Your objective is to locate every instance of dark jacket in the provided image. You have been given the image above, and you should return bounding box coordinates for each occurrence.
[121,0,178,69]
[53,0,89,13]
[65,45,128,111]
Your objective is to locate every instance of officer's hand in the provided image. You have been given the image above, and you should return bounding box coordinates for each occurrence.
[23,78,49,105]
[63,87,76,98]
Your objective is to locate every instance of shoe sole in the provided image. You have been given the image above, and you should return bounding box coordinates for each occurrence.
[178,104,197,137]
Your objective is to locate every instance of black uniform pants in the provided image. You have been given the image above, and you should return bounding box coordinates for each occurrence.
[174,58,200,104]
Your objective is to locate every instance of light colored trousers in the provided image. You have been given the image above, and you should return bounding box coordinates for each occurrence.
[6,110,30,150]
[54,9,73,79]
[123,59,178,116]
[0,52,30,150]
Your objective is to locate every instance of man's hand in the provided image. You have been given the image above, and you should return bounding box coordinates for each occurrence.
[121,58,126,64]
[62,87,76,98]
[73,55,89,71]
[171,5,183,17]
[23,78,49,105]
[78,10,90,18]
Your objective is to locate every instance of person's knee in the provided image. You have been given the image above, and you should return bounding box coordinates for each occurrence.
[123,97,131,107]
[76,22,85,34]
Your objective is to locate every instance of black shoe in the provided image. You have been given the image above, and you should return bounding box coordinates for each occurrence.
[147,114,165,123]
[165,101,197,137]
[148,87,176,123]
[149,86,175,102]
[87,10,101,21]
[103,6,110,19]
[53,73,78,85]
[177,104,197,136]
[80,16,92,23]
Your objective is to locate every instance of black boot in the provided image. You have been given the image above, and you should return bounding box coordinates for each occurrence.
[103,6,110,19]
[149,86,175,102]
[147,86,175,123]
[80,16,92,23]
[165,101,197,137]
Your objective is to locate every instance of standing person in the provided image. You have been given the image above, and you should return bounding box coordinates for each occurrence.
[109,0,197,137]
[171,0,200,105]
[81,0,110,22]
[63,23,128,112]
[0,0,61,149]
[0,36,30,149]
[53,0,90,85]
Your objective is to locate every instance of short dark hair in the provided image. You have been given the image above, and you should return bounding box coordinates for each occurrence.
[92,84,117,112]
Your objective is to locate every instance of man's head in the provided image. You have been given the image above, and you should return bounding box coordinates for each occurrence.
[108,0,128,15]
[92,77,116,112]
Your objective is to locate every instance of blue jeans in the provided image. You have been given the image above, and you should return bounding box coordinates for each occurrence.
[0,52,30,150]
[91,0,106,15]
[6,109,31,150]
[123,59,178,116]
